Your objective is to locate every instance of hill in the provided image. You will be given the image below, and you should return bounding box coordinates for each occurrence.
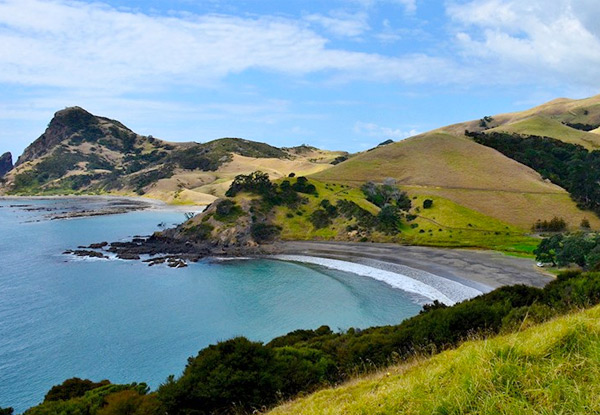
[0,107,345,204]
[313,95,600,232]
[269,303,600,414]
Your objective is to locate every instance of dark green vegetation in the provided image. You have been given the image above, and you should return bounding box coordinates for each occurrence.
[221,172,413,241]
[468,130,600,216]
[22,380,160,415]
[532,216,567,232]
[171,138,287,172]
[17,271,600,414]
[535,232,600,269]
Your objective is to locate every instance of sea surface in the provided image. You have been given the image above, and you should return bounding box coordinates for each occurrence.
[0,198,422,412]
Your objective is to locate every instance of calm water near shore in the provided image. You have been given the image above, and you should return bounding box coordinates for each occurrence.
[0,198,422,412]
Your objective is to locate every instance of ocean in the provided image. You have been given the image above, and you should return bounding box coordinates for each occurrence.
[0,198,422,412]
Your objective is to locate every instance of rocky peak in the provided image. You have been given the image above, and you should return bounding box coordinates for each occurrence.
[0,152,12,176]
[15,107,99,166]
[15,107,136,167]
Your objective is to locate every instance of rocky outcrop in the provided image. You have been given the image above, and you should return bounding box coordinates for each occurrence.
[0,152,12,176]
[16,107,94,166]
[15,106,136,167]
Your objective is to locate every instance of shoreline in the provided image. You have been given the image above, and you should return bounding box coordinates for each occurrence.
[268,240,552,292]
[271,254,481,305]
[0,194,207,219]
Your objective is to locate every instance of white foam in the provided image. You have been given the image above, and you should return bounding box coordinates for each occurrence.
[274,255,483,306]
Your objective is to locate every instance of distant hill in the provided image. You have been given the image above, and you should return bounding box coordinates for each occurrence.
[0,107,347,204]
[314,95,600,231]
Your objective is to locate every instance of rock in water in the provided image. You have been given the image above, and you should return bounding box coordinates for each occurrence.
[0,152,12,176]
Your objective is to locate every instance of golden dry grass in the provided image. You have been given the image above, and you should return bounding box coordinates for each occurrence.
[313,133,559,192]
[312,132,598,230]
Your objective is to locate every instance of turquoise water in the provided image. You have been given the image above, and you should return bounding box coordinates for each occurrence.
[0,198,422,412]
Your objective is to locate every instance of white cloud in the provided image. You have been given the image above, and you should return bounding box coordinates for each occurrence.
[0,0,452,94]
[348,0,417,14]
[447,0,600,89]
[305,11,370,38]
[354,121,419,139]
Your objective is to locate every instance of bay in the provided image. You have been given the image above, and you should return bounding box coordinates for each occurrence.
[0,198,422,412]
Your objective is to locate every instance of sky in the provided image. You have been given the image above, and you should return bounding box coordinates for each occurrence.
[1,0,600,158]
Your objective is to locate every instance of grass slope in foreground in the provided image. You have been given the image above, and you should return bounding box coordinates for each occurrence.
[270,304,600,415]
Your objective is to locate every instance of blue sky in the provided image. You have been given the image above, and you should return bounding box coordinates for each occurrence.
[1,0,599,158]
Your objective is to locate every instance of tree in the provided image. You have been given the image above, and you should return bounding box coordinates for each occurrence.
[423,199,433,209]
[377,205,401,234]
[361,179,411,210]
[534,234,563,266]
[556,233,595,267]
[225,171,273,197]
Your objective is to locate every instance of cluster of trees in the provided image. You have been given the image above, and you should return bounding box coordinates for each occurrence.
[467,131,600,214]
[13,270,600,414]
[532,216,567,232]
[225,171,276,198]
[563,122,600,132]
[535,232,600,269]
[360,179,411,234]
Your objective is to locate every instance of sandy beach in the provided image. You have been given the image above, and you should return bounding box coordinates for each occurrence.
[273,241,552,292]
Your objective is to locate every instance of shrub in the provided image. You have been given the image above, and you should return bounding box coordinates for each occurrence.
[44,378,111,402]
[292,177,317,194]
[250,223,281,243]
[423,199,433,209]
[361,179,411,210]
[310,209,333,229]
[183,223,214,241]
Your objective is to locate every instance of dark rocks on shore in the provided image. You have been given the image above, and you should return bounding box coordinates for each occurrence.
[78,242,108,249]
[106,233,209,262]
[63,249,108,259]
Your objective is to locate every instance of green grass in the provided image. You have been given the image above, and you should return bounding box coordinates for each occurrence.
[269,305,600,415]
[399,194,540,253]
[272,179,539,253]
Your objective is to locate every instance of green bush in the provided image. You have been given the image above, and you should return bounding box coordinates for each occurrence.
[250,223,281,243]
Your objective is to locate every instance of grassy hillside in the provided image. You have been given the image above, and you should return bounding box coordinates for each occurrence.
[270,304,600,415]
[441,94,600,137]
[487,115,600,150]
[271,178,538,253]
[312,133,600,230]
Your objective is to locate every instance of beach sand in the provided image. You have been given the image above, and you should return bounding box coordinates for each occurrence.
[274,241,552,291]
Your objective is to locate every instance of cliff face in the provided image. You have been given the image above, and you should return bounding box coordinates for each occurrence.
[0,152,12,176]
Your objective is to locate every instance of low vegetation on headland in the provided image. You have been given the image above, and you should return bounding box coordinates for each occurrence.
[173,171,539,255]
[6,269,600,415]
